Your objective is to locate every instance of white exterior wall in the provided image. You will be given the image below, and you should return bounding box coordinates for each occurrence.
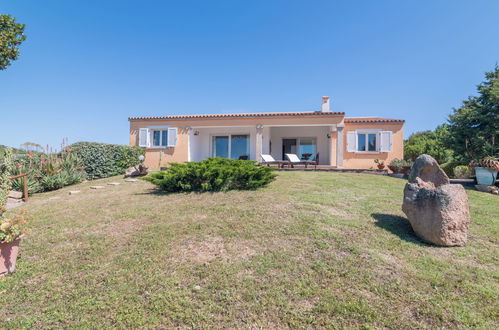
[269,126,331,165]
[262,126,270,155]
[189,126,257,162]
[189,125,331,165]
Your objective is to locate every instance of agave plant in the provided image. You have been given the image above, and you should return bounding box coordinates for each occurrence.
[10,143,87,194]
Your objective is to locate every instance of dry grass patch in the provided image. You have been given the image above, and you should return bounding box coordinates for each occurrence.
[0,172,497,328]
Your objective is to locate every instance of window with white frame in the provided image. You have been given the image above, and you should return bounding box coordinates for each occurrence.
[138,127,178,148]
[346,130,392,153]
[152,129,168,147]
[357,132,377,152]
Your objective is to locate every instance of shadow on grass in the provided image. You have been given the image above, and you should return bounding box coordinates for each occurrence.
[371,213,430,246]
[133,188,171,196]
[133,189,235,196]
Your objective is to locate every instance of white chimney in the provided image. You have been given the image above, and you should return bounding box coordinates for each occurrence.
[321,96,330,112]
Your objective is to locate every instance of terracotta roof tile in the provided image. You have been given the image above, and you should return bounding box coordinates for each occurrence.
[129,111,345,121]
[344,117,404,123]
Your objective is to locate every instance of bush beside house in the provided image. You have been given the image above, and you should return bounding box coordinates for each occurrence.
[144,158,276,192]
[70,142,144,179]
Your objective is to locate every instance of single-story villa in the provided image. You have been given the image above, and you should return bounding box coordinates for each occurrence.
[129,96,404,170]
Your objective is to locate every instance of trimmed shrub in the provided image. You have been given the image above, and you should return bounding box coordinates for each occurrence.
[453,165,473,179]
[143,158,277,192]
[70,142,144,179]
[440,162,460,179]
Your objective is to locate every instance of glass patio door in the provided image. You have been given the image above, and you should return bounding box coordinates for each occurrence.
[212,136,229,158]
[282,138,317,160]
[298,138,316,160]
[212,135,250,160]
[230,135,250,160]
[282,139,297,160]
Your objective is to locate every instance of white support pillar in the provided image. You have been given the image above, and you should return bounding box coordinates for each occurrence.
[186,127,193,162]
[256,125,264,162]
[336,124,344,168]
[328,125,337,166]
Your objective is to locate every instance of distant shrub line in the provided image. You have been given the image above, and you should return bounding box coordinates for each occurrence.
[0,141,145,204]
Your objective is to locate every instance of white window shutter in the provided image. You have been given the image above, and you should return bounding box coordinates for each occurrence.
[138,128,149,147]
[167,127,178,147]
[346,131,357,152]
[379,131,393,152]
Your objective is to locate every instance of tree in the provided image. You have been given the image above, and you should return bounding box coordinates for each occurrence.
[0,14,26,70]
[404,125,453,164]
[446,67,499,163]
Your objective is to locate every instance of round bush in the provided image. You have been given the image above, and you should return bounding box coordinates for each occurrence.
[453,165,473,179]
[440,162,460,179]
[143,158,277,192]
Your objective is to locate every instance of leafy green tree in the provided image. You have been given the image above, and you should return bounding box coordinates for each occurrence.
[0,14,26,70]
[404,125,453,164]
[446,67,499,162]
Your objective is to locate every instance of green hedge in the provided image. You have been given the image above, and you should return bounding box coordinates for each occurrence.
[70,142,144,179]
[143,158,277,192]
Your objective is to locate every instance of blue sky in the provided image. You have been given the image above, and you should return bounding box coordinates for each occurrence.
[1,0,498,149]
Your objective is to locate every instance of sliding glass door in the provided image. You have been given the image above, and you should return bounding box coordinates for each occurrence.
[282,137,317,160]
[298,138,316,160]
[212,135,250,160]
[282,139,297,160]
[212,136,229,158]
[230,135,250,160]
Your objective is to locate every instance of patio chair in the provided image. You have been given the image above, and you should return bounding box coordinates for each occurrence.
[261,154,290,168]
[285,153,317,169]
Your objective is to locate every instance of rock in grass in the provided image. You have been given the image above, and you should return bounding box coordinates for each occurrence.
[407,154,449,187]
[475,184,499,194]
[124,179,138,182]
[8,190,23,199]
[402,154,470,247]
[124,164,149,178]
[90,186,105,189]
[107,182,121,186]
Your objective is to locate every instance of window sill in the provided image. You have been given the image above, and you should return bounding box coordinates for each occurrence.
[354,151,382,154]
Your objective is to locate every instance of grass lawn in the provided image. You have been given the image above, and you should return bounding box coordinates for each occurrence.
[1,172,497,328]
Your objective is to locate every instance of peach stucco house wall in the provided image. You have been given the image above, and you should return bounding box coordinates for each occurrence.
[129,97,404,170]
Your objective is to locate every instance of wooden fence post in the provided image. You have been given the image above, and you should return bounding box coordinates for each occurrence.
[9,173,28,202]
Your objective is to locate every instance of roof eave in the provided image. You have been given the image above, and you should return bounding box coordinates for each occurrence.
[128,112,346,121]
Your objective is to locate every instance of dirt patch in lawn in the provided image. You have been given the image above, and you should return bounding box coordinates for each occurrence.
[175,236,258,264]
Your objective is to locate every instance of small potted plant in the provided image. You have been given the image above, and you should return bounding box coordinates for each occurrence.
[374,159,385,170]
[0,208,30,277]
[469,156,499,186]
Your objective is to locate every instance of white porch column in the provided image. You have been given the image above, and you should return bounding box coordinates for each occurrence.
[336,124,344,168]
[328,125,337,166]
[256,125,264,162]
[186,127,192,162]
